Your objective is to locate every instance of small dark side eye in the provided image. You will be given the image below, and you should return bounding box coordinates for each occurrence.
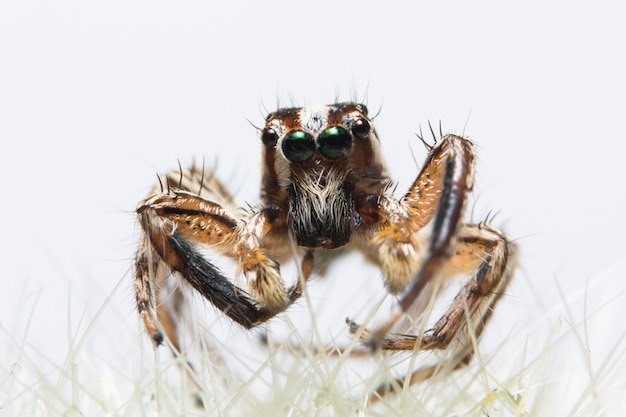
[261,128,279,146]
[351,118,371,139]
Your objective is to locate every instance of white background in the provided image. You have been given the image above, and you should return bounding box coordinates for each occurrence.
[1,0,625,414]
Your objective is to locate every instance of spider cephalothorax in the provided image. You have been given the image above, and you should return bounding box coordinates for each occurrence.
[134,101,516,397]
[258,103,388,249]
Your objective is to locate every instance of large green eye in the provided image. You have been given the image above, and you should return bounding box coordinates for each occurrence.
[282,130,315,162]
[319,126,352,159]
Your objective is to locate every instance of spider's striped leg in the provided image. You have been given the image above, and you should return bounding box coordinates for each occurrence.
[135,181,314,346]
[364,135,476,342]
[355,223,516,399]
[412,224,516,354]
[135,166,237,347]
[134,165,241,347]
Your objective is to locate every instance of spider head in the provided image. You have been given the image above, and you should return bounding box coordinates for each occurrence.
[259,102,386,249]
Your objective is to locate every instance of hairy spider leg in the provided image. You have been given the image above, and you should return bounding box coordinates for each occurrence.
[135,167,314,346]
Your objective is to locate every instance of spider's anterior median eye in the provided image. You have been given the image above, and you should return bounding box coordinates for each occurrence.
[318,126,352,159]
[351,118,371,139]
[261,127,279,146]
[282,130,315,162]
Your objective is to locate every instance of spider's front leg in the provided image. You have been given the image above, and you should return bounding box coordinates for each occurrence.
[135,167,312,347]
[353,134,516,396]
[359,134,510,340]
[369,134,476,304]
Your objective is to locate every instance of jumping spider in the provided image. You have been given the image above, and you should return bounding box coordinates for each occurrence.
[135,102,516,396]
